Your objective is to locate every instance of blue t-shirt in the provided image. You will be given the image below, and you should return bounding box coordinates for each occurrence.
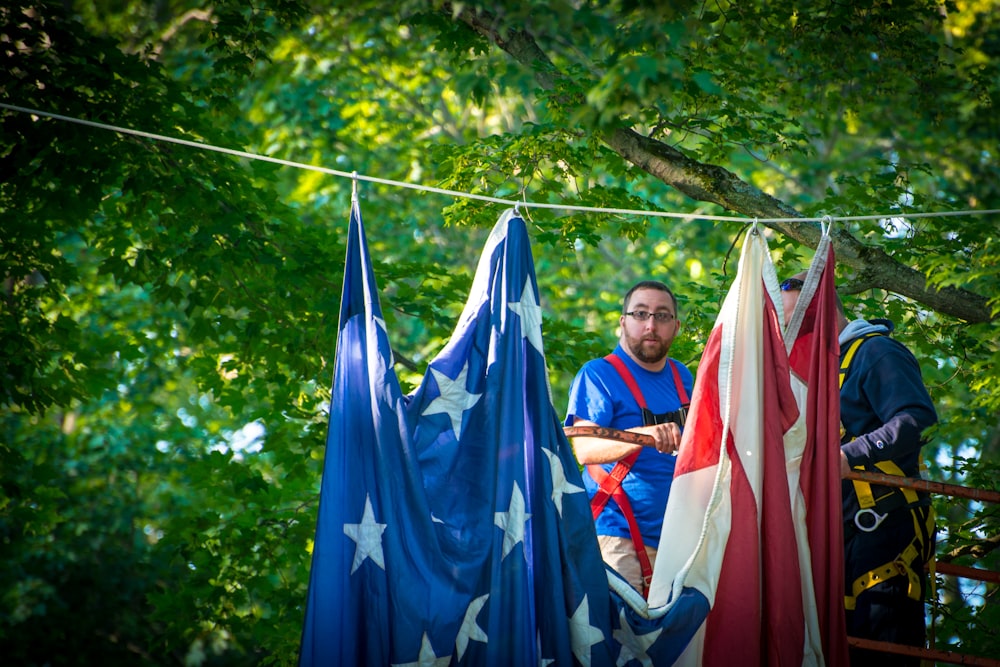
[564,344,694,547]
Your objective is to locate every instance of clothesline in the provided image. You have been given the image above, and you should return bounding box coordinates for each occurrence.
[3,102,998,224]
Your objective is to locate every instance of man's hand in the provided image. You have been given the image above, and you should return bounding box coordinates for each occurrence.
[634,422,682,455]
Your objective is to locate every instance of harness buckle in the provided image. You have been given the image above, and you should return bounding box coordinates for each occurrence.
[854,508,888,533]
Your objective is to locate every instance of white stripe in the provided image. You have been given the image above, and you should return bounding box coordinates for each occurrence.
[783,232,832,354]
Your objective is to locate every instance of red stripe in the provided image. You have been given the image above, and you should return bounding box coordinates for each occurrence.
[793,250,851,666]
[701,294,805,666]
[703,428,762,664]
[760,291,805,665]
[673,329,724,476]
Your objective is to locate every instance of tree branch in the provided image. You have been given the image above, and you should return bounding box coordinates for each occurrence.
[939,532,1000,564]
[447,4,993,323]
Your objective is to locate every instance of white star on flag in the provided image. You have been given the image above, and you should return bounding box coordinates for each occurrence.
[542,448,585,516]
[613,609,661,667]
[508,278,544,353]
[343,494,387,574]
[392,632,451,667]
[422,361,482,438]
[455,594,489,660]
[494,482,531,559]
[569,595,605,666]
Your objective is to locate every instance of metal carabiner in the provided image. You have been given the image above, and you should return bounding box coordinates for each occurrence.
[854,508,888,533]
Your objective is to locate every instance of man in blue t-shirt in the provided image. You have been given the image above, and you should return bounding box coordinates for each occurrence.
[564,280,694,595]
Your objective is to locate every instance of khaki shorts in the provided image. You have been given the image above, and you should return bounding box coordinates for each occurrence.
[597,535,658,594]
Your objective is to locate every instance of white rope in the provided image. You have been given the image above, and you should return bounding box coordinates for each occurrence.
[3,102,999,224]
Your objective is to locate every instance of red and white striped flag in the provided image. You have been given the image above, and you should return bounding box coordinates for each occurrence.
[647,229,847,666]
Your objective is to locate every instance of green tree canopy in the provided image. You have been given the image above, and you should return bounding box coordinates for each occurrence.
[2,1,998,664]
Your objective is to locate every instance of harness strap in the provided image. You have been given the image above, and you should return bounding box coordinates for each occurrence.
[839,332,937,612]
[841,333,920,509]
[844,505,935,611]
[838,333,881,391]
[588,358,691,517]
[588,450,640,521]
[604,353,691,408]
[606,354,648,408]
[588,462,652,593]
[587,353,689,597]
[844,543,921,611]
[874,460,919,505]
[850,459,920,511]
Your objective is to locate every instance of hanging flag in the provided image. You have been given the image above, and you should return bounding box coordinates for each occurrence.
[784,237,851,666]
[646,228,807,666]
[299,203,847,666]
[300,204,625,666]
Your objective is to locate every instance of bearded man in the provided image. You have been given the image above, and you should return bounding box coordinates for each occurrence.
[565,280,694,597]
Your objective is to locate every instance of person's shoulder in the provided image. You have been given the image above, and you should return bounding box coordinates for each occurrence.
[852,329,917,364]
[578,355,616,377]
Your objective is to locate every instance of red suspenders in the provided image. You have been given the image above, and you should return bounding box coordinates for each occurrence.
[586,354,690,596]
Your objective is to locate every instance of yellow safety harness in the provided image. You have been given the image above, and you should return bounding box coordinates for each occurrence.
[840,333,936,611]
[844,505,935,610]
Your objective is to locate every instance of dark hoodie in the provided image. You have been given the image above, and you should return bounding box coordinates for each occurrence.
[838,318,938,517]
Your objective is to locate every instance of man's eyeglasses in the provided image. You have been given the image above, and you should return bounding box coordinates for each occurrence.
[626,311,676,323]
[780,278,804,292]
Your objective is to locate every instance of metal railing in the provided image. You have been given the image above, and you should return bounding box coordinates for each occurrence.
[564,426,1000,666]
[846,469,1000,666]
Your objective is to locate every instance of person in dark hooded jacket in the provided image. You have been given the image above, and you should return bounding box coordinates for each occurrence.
[781,274,937,666]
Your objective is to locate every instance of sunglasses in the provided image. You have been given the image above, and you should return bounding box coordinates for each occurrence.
[780,278,804,291]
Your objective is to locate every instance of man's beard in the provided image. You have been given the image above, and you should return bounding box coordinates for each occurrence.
[625,331,669,364]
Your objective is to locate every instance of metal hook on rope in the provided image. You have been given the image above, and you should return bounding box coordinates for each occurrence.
[351,171,359,203]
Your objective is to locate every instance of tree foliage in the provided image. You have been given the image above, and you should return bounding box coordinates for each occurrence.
[2,0,998,664]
